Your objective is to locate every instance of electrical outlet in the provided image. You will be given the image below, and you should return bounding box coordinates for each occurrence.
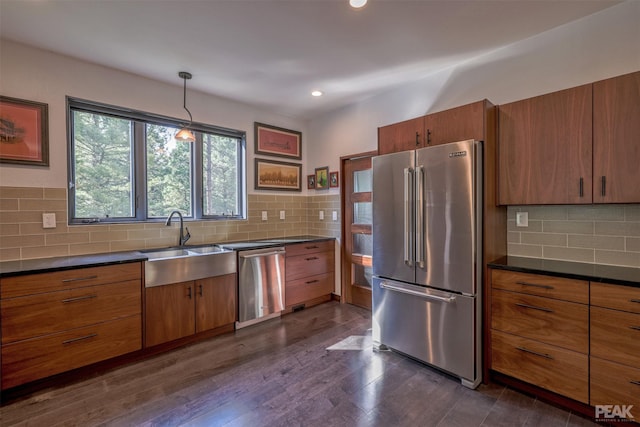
[516,211,529,227]
[332,211,338,221]
[42,213,56,229]
[319,211,324,220]
[261,211,268,221]
[279,210,285,220]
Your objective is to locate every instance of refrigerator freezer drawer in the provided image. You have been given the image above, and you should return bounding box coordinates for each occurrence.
[372,277,477,383]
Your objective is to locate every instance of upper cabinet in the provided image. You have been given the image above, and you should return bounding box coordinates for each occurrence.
[593,71,640,203]
[498,85,593,205]
[378,100,488,155]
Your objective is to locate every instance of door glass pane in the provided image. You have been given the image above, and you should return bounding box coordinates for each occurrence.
[353,169,372,193]
[353,202,372,224]
[353,264,373,289]
[353,233,372,256]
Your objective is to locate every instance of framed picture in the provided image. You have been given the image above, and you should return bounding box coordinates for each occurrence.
[255,158,302,192]
[0,96,49,166]
[307,174,316,190]
[254,122,302,160]
[315,166,329,190]
[329,171,339,188]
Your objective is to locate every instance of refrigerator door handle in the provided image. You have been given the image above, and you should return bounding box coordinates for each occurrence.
[415,165,425,269]
[404,167,413,266]
[380,281,456,304]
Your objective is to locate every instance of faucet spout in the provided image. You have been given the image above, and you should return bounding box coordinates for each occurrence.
[165,210,191,246]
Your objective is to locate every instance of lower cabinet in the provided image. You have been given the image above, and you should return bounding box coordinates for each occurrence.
[145,273,236,347]
[285,241,334,309]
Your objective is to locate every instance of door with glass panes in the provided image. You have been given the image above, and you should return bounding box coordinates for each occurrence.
[341,153,374,309]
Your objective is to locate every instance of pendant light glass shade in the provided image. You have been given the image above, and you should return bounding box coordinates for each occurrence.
[176,71,195,143]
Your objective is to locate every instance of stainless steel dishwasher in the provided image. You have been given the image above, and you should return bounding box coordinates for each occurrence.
[236,246,286,328]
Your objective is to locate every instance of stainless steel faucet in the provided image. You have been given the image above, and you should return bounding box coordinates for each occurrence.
[165,210,191,246]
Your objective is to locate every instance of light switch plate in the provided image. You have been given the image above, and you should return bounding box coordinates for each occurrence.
[261,211,268,221]
[279,210,285,220]
[42,213,57,229]
[516,212,529,227]
[332,211,338,221]
[319,211,324,220]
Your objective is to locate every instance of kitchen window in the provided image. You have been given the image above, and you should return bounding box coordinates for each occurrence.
[67,97,246,224]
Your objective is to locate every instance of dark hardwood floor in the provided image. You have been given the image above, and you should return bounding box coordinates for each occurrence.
[1,302,597,426]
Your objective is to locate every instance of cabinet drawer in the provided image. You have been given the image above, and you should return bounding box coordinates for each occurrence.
[591,357,640,420]
[1,280,141,344]
[591,282,640,314]
[491,289,588,353]
[591,306,640,369]
[491,269,588,304]
[286,251,334,281]
[1,263,142,299]
[285,240,334,257]
[491,330,588,403]
[1,315,141,390]
[285,272,334,307]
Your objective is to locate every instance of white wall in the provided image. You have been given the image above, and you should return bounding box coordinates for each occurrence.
[307,0,640,167]
[0,40,309,193]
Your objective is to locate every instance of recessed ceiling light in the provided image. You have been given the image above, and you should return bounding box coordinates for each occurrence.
[349,0,367,9]
[311,90,323,97]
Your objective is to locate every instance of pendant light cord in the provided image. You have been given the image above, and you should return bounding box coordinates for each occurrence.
[180,71,193,125]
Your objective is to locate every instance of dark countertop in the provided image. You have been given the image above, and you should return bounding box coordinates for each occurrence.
[489,256,640,288]
[0,236,335,278]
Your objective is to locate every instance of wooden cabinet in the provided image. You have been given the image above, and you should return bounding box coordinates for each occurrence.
[498,84,593,205]
[590,282,640,419]
[489,269,589,403]
[285,241,334,309]
[377,100,490,155]
[144,273,236,347]
[593,71,640,203]
[0,262,142,389]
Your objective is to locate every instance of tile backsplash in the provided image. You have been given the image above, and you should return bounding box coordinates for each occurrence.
[0,187,340,262]
[508,205,640,268]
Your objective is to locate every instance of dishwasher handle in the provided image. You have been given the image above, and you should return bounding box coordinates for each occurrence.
[239,249,285,259]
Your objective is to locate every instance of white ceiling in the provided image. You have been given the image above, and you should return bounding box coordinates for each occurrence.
[0,0,622,120]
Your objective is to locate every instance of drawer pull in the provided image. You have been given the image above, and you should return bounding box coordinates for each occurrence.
[515,303,554,313]
[516,346,554,360]
[630,326,640,331]
[631,299,640,304]
[62,294,97,303]
[305,279,319,284]
[63,333,97,345]
[305,245,319,249]
[61,275,98,283]
[631,380,640,387]
[516,281,554,290]
[305,257,319,261]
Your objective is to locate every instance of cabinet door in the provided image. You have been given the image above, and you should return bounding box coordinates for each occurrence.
[498,85,592,205]
[593,71,640,203]
[145,281,195,347]
[195,274,237,333]
[424,100,486,146]
[378,116,424,154]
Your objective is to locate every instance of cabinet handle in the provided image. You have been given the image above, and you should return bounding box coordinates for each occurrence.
[516,346,554,360]
[516,281,554,290]
[415,131,420,146]
[305,256,319,261]
[305,245,319,249]
[630,299,640,304]
[631,380,640,387]
[579,177,583,197]
[187,286,192,299]
[515,303,554,313]
[601,176,606,197]
[62,294,97,304]
[63,333,97,345]
[62,275,98,283]
[305,279,319,284]
[199,284,203,297]
[630,326,640,331]
[426,129,432,145]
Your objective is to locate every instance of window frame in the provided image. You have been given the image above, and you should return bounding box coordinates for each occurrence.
[67,97,246,224]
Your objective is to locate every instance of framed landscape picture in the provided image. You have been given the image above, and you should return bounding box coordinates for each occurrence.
[0,96,49,166]
[255,158,302,192]
[254,122,302,160]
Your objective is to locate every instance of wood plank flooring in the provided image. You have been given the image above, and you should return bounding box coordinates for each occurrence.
[0,302,598,426]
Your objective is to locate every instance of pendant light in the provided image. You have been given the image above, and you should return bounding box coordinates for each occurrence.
[175,71,196,143]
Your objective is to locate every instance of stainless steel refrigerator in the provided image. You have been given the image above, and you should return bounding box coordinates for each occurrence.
[372,139,483,389]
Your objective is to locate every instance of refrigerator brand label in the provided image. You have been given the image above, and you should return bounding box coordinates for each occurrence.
[449,151,467,158]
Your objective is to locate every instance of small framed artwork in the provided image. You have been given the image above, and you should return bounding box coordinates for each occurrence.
[255,158,302,192]
[329,171,339,188]
[254,122,302,160]
[307,174,316,190]
[0,96,49,166]
[315,166,329,190]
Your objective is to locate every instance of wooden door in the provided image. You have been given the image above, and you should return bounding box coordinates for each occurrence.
[593,71,640,203]
[378,116,424,154]
[195,274,237,333]
[498,85,592,205]
[341,152,375,310]
[424,100,486,146]
[145,281,195,347]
